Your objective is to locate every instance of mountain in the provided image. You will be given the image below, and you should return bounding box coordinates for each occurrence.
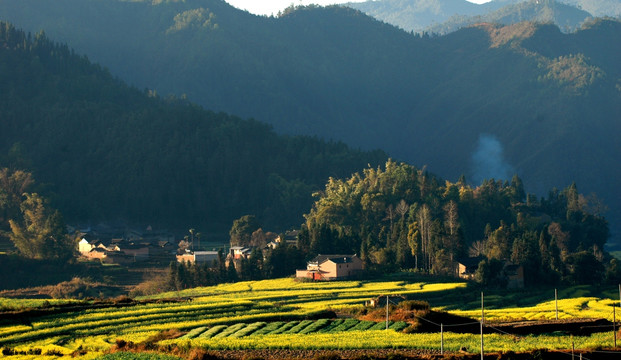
[0,0,619,245]
[428,0,595,35]
[0,21,387,233]
[561,0,621,17]
[345,0,594,35]
[343,0,506,33]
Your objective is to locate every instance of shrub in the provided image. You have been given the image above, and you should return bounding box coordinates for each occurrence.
[398,300,429,312]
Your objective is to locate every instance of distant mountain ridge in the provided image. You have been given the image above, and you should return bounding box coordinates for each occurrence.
[428,0,595,35]
[561,0,621,17]
[0,0,619,245]
[344,0,505,32]
[344,0,620,34]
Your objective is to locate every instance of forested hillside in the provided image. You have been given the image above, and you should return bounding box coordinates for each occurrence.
[0,0,619,245]
[301,160,616,285]
[0,22,387,233]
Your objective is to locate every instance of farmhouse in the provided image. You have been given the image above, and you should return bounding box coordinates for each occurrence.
[229,246,252,259]
[456,257,525,289]
[296,254,363,280]
[367,294,406,307]
[455,256,484,280]
[125,226,174,245]
[177,250,220,266]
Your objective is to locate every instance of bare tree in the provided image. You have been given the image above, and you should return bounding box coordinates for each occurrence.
[416,204,432,271]
[383,204,395,234]
[443,200,459,236]
[396,199,409,220]
[469,240,485,257]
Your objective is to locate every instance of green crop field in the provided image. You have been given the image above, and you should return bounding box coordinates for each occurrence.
[1,278,620,359]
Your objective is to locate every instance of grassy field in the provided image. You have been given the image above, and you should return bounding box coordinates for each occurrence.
[1,277,620,358]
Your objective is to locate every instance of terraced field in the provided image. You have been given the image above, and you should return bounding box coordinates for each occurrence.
[1,278,620,359]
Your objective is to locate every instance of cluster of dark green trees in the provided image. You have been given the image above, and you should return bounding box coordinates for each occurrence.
[297,160,617,286]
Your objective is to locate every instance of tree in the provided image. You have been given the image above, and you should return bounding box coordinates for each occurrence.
[443,200,459,237]
[229,215,260,247]
[0,168,34,233]
[8,193,73,260]
[475,258,506,288]
[565,251,604,285]
[416,204,433,270]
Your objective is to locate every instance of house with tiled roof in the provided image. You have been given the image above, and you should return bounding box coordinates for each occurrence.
[296,254,363,280]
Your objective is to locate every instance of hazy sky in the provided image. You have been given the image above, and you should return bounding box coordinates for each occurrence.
[225,0,492,16]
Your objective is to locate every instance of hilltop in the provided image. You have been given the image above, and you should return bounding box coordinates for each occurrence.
[345,0,621,34]
[428,0,594,35]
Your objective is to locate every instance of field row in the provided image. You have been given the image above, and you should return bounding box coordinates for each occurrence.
[166,329,617,352]
[180,319,409,340]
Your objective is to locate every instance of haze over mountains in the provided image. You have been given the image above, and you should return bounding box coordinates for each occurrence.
[346,0,621,34]
[0,0,619,244]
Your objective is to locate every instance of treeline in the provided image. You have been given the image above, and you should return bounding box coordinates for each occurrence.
[0,22,387,232]
[298,160,617,286]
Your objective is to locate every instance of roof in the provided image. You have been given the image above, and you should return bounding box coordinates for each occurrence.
[310,254,358,264]
[194,251,219,255]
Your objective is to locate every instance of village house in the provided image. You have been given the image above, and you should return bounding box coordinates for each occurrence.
[455,256,485,280]
[283,230,300,247]
[455,257,525,289]
[176,250,220,266]
[229,246,252,260]
[296,254,364,280]
[125,226,174,245]
[120,243,150,261]
[366,294,407,308]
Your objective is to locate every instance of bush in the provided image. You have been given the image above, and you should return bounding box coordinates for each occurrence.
[398,300,429,311]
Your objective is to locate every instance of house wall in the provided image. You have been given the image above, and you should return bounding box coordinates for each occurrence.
[329,257,363,279]
[457,263,476,280]
[78,239,95,255]
[177,254,195,263]
[296,270,312,279]
[321,261,338,279]
[86,250,107,260]
[194,252,219,265]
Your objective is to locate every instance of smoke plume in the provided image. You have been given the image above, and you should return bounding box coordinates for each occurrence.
[470,134,514,185]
